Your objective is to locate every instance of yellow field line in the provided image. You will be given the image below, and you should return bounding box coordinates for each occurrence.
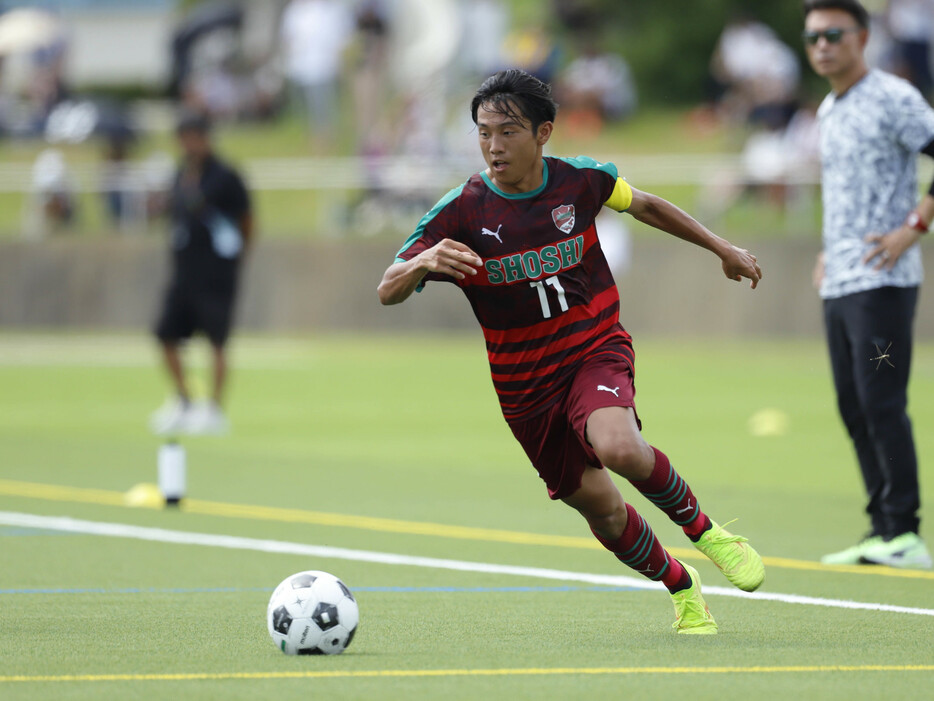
[1,478,932,581]
[3,664,933,683]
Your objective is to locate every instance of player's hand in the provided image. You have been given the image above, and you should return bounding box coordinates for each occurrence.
[863,227,921,271]
[812,252,824,289]
[721,245,762,289]
[417,239,483,281]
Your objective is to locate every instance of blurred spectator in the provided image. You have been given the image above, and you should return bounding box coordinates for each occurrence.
[387,0,459,157]
[350,0,391,156]
[708,13,800,129]
[23,148,75,238]
[347,0,459,231]
[279,0,354,151]
[457,0,508,80]
[699,104,820,223]
[557,42,637,138]
[886,0,934,97]
[172,2,283,123]
[151,110,253,436]
[0,7,68,137]
[98,118,139,231]
[859,1,894,71]
[183,57,242,121]
[740,104,820,204]
[502,24,560,84]
[170,2,242,100]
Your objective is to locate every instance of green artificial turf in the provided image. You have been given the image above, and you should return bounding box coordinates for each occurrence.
[0,333,932,700]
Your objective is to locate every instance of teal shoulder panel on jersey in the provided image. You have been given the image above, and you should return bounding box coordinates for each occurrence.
[394,182,466,262]
[557,155,619,181]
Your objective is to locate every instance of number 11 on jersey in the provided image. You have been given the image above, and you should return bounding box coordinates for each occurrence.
[530,276,568,319]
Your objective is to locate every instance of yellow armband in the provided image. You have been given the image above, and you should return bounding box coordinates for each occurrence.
[604,177,633,212]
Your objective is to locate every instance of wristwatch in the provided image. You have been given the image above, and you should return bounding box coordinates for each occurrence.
[905,211,930,233]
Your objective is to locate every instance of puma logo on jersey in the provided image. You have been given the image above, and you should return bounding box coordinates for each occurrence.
[481,224,503,243]
[597,385,620,397]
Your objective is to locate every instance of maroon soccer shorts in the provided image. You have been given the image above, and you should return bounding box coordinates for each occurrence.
[508,351,641,500]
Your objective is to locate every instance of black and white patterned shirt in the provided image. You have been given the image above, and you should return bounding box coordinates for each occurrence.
[817,69,934,299]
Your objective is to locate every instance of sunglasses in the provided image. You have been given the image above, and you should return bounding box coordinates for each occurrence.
[802,27,860,45]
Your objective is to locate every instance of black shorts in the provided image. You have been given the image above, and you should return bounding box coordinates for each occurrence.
[154,280,237,346]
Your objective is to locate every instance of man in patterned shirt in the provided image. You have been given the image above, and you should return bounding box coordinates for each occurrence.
[804,0,934,568]
[379,69,765,634]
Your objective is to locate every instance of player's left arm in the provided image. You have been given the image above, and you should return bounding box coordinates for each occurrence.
[228,170,254,252]
[863,138,934,271]
[624,185,762,289]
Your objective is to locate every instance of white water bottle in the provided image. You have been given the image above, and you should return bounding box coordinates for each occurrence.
[158,441,186,506]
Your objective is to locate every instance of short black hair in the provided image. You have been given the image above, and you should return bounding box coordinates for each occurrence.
[803,0,870,29]
[175,108,211,134]
[470,69,558,133]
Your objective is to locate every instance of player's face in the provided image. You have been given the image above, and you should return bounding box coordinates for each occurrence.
[803,9,867,83]
[177,128,211,162]
[477,103,553,194]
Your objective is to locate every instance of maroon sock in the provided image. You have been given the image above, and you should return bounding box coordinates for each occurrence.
[591,503,691,593]
[629,447,711,540]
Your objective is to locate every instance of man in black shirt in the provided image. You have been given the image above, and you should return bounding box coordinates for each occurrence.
[151,111,253,435]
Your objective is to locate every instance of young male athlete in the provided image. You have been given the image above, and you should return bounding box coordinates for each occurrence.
[378,69,765,634]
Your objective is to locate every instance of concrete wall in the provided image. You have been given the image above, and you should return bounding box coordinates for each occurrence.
[2,236,933,338]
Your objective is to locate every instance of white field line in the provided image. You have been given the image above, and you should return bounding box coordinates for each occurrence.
[2,511,932,618]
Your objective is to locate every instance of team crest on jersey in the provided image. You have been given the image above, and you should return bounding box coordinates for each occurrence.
[552,204,575,234]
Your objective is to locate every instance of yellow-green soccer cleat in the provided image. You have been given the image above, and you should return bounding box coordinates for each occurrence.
[671,562,718,635]
[693,519,765,592]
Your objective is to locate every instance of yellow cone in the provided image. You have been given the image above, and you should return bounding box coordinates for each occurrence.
[124,482,165,508]
[747,408,790,437]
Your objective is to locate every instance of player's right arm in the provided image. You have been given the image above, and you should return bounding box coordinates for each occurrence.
[377,239,483,305]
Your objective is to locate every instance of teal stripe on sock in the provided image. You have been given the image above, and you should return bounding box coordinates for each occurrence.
[642,472,680,500]
[648,482,688,509]
[617,523,652,564]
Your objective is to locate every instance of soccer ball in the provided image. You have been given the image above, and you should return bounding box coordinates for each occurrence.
[267,570,359,655]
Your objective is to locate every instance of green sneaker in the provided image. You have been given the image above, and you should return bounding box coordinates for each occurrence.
[671,562,718,635]
[860,533,932,569]
[820,536,883,565]
[693,519,765,592]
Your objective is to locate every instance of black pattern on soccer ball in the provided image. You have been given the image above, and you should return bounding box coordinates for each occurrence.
[337,580,355,601]
[271,605,292,635]
[291,573,318,589]
[312,602,339,631]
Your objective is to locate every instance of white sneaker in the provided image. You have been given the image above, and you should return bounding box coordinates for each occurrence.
[821,536,884,565]
[185,401,229,435]
[860,533,933,569]
[149,397,192,436]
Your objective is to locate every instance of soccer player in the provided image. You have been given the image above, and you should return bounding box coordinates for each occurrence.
[803,0,934,568]
[150,111,253,436]
[378,69,765,634]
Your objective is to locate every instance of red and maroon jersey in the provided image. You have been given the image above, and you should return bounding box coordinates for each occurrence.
[395,155,634,422]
